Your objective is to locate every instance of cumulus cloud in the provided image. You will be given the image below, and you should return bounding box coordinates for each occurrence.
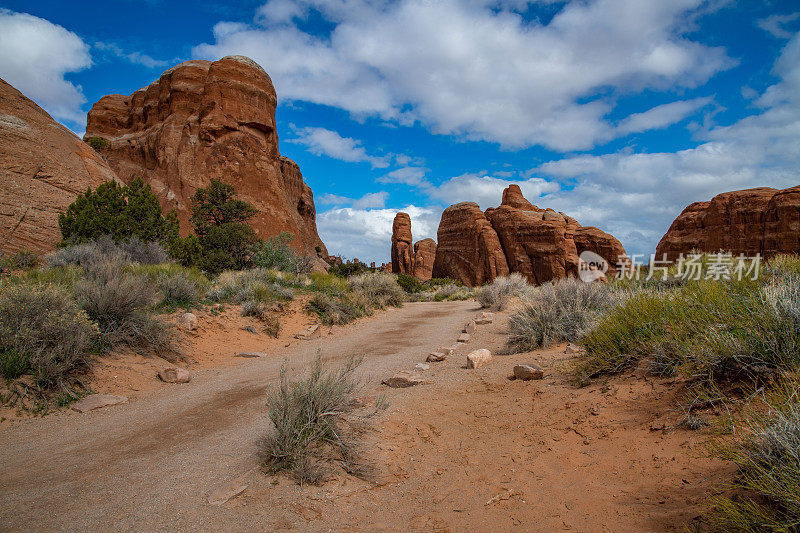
[317,205,441,263]
[289,126,390,167]
[0,9,92,125]
[193,0,732,150]
[318,191,389,209]
[425,173,561,208]
[758,12,800,39]
[377,166,431,187]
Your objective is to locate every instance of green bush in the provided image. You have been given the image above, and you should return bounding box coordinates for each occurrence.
[507,278,613,353]
[130,263,208,308]
[309,272,349,296]
[328,260,373,278]
[207,268,293,304]
[348,272,405,310]
[397,273,424,294]
[307,293,365,325]
[84,136,109,151]
[59,178,178,246]
[258,354,385,484]
[0,283,97,388]
[0,249,39,271]
[251,232,312,274]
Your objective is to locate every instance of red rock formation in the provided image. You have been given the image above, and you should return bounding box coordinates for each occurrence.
[655,186,800,261]
[84,56,327,257]
[0,78,119,254]
[412,238,437,281]
[391,212,414,275]
[431,202,510,286]
[432,185,626,286]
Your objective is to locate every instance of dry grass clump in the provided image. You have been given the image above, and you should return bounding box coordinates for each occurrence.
[307,293,365,325]
[0,282,97,390]
[241,300,282,337]
[207,268,294,303]
[348,271,405,309]
[507,278,613,353]
[46,236,169,268]
[476,273,533,310]
[258,354,386,484]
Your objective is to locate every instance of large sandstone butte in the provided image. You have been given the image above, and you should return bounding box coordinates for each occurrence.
[0,78,120,254]
[655,186,800,262]
[390,212,438,281]
[84,56,327,257]
[432,185,626,286]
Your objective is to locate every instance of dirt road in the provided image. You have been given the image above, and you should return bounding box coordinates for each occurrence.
[0,301,728,531]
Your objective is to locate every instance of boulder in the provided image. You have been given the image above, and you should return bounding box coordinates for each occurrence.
[158,367,191,383]
[412,238,437,281]
[84,56,327,258]
[178,312,198,331]
[0,78,120,254]
[656,186,800,262]
[466,349,492,369]
[513,364,544,380]
[71,394,128,413]
[391,212,414,275]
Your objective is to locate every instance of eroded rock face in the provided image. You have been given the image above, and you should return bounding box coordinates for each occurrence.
[84,56,327,257]
[0,78,119,254]
[431,184,625,286]
[391,212,413,275]
[655,186,800,261]
[412,238,437,281]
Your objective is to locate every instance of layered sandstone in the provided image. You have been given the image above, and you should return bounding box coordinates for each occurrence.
[84,56,327,257]
[0,78,119,254]
[656,186,800,261]
[412,238,437,281]
[432,185,625,286]
[391,212,413,275]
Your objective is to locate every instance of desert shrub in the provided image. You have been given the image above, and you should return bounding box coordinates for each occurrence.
[426,277,463,287]
[706,378,800,531]
[241,300,282,337]
[84,136,108,151]
[578,276,800,380]
[258,354,385,484]
[763,253,800,279]
[0,249,39,270]
[307,293,365,325]
[74,262,171,353]
[0,283,97,388]
[476,273,534,310]
[507,278,613,353]
[433,283,473,301]
[156,271,204,307]
[348,272,404,310]
[47,237,170,268]
[207,268,293,303]
[328,260,373,278]
[309,272,349,296]
[251,232,312,274]
[59,178,178,245]
[110,236,170,264]
[46,241,108,268]
[397,273,424,294]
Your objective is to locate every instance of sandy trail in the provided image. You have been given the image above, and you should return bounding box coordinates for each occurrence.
[0,301,727,531]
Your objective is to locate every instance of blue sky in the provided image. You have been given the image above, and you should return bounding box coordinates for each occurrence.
[1,0,799,263]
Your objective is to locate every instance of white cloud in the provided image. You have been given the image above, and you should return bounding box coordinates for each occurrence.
[94,42,168,69]
[758,12,800,39]
[0,9,92,125]
[193,0,732,150]
[289,126,390,167]
[425,173,561,208]
[317,204,441,263]
[377,166,431,187]
[615,97,712,135]
[318,191,389,209]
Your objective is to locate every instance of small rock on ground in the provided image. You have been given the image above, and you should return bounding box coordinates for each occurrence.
[208,482,248,506]
[178,312,198,331]
[466,349,492,369]
[440,346,456,356]
[475,317,492,325]
[295,324,321,340]
[414,363,431,371]
[458,333,471,343]
[481,312,494,319]
[513,363,544,380]
[463,320,477,334]
[235,351,266,358]
[71,394,128,413]
[565,343,583,354]
[427,352,446,362]
[382,373,425,388]
[158,367,191,383]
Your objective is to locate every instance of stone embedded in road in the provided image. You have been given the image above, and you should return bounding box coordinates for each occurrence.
[513,364,544,380]
[414,363,431,371]
[475,317,493,325]
[158,367,191,383]
[208,482,248,506]
[427,352,446,362]
[71,394,128,413]
[440,346,456,356]
[464,320,477,334]
[481,312,494,319]
[178,312,198,331]
[466,349,492,369]
[382,373,425,388]
[295,324,321,340]
[235,351,266,358]
[458,333,471,343]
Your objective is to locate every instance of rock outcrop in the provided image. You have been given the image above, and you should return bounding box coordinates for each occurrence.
[655,186,800,261]
[84,56,327,257]
[391,212,413,275]
[432,185,626,286]
[412,238,437,281]
[0,78,119,254]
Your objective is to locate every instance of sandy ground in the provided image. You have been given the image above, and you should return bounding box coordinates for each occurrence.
[0,301,730,531]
